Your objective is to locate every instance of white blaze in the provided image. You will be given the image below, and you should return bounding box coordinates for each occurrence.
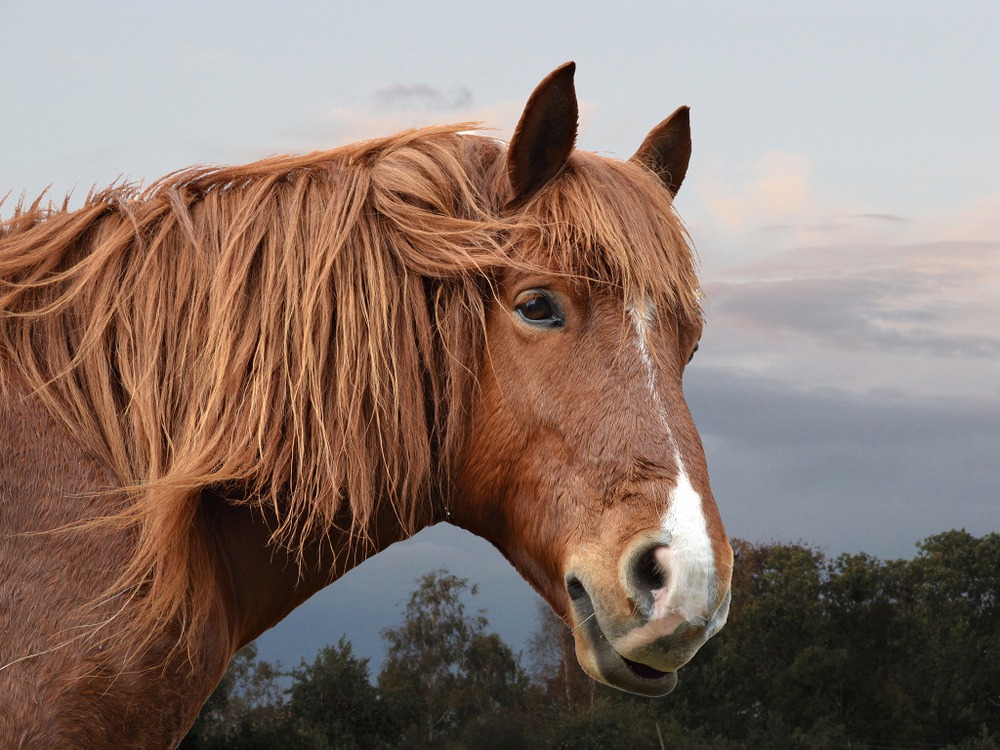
[627,298,717,627]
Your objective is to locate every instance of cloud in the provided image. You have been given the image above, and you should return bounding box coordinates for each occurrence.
[847,213,908,224]
[697,152,816,232]
[375,83,473,112]
[272,79,604,160]
[684,367,1000,559]
[692,188,1000,402]
[708,240,1000,360]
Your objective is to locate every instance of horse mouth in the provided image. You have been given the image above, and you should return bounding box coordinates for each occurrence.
[566,575,678,697]
[622,656,673,681]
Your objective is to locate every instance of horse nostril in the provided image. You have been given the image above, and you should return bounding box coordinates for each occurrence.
[632,545,667,593]
[566,575,589,602]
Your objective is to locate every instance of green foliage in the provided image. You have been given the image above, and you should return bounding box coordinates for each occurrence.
[287,637,394,750]
[541,698,656,750]
[377,569,529,748]
[671,531,1000,748]
[182,530,1000,750]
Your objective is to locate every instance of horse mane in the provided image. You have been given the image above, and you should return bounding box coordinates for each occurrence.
[0,124,700,661]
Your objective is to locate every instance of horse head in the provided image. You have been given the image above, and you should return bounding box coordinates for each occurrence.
[454,63,733,697]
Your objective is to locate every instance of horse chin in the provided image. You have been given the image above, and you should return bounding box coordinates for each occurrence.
[569,582,679,697]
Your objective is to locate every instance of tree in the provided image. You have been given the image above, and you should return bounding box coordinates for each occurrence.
[821,531,1000,746]
[377,569,529,748]
[668,532,1000,748]
[899,531,1000,744]
[286,636,393,750]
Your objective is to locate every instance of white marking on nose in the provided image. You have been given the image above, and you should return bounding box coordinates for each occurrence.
[656,464,716,623]
[626,296,717,625]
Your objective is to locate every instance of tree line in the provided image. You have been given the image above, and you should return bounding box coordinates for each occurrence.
[181,530,999,750]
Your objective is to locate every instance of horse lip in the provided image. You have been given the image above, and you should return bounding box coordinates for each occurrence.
[565,574,678,697]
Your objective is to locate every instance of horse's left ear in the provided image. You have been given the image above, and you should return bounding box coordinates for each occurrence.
[631,106,691,197]
[507,61,579,205]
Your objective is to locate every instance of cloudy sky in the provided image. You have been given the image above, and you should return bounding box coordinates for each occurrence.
[3,2,997,672]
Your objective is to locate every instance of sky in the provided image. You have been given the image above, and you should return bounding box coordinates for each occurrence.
[2,2,998,674]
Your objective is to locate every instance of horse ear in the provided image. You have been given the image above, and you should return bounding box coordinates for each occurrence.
[631,106,691,197]
[507,61,578,204]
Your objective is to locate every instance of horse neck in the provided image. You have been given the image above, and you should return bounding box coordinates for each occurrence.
[201,491,413,649]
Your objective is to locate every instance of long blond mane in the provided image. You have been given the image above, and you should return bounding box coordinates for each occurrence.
[0,124,700,658]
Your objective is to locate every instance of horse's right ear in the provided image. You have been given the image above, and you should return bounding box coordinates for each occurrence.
[507,62,578,205]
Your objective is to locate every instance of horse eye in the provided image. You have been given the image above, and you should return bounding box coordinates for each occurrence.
[687,342,700,364]
[519,295,553,320]
[514,291,563,327]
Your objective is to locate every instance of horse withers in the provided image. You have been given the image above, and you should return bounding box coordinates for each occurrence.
[0,63,732,747]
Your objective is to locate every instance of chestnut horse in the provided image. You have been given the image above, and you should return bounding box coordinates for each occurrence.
[0,63,732,747]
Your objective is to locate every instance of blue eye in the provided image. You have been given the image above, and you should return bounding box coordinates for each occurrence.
[514,291,564,327]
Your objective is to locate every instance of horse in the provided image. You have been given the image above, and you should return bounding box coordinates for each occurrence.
[0,62,733,747]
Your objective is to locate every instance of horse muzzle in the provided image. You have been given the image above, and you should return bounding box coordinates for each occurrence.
[565,535,732,697]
